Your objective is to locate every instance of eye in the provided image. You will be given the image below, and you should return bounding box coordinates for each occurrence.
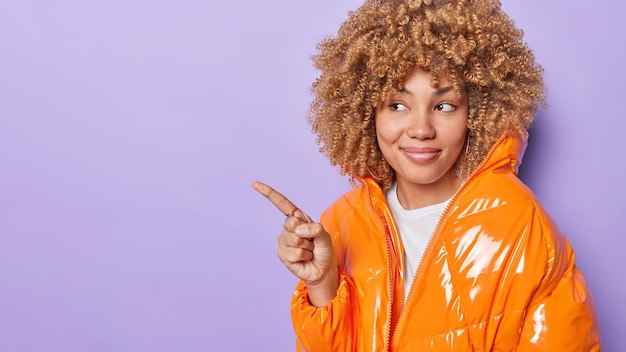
[388,103,408,111]
[435,103,455,112]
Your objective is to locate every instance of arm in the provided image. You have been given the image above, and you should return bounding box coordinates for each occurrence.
[290,208,360,352]
[516,214,601,351]
[291,268,360,352]
[252,181,340,307]
[516,246,601,350]
[252,181,361,351]
[458,199,601,351]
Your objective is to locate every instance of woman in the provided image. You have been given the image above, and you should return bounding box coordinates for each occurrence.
[253,0,601,350]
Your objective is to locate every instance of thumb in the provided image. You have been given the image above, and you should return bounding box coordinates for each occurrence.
[294,223,332,247]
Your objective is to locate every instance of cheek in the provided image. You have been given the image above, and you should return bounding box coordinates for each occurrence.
[375,116,401,144]
[444,120,468,150]
[374,118,385,145]
[374,120,395,162]
[451,127,468,155]
[455,127,468,145]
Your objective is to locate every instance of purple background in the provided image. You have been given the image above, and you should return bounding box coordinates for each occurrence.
[0,1,623,351]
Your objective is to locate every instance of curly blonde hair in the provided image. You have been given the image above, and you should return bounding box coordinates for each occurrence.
[308,0,545,191]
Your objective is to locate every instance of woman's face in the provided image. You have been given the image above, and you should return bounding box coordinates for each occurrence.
[375,67,468,207]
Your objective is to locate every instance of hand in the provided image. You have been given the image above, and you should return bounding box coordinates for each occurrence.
[252,181,338,307]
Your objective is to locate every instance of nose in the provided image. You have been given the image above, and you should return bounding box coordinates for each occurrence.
[406,111,435,140]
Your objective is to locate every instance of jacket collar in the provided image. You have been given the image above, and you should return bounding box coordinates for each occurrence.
[359,134,528,189]
[476,134,528,177]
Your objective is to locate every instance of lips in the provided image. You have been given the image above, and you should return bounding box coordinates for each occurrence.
[401,146,441,163]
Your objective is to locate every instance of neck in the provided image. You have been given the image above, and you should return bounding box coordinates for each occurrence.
[395,175,461,210]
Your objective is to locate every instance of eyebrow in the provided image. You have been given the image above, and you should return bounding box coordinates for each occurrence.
[399,86,455,97]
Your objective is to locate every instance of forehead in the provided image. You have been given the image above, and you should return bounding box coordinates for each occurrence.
[392,67,463,95]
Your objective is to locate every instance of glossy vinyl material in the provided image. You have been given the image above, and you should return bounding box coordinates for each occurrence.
[290,136,601,351]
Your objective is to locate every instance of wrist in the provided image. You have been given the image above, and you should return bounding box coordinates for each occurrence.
[305,266,339,307]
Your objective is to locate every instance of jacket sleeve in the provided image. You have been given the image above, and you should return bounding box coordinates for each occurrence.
[290,268,360,352]
[290,205,361,352]
[516,211,601,351]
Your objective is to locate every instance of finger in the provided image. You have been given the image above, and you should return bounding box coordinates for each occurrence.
[277,246,314,264]
[294,224,332,248]
[278,231,315,252]
[252,181,298,216]
[252,181,312,222]
[284,214,308,232]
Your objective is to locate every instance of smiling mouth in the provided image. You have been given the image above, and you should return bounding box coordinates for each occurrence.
[401,147,441,163]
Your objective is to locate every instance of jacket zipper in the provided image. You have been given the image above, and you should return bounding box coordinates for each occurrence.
[363,181,396,352]
[388,136,507,350]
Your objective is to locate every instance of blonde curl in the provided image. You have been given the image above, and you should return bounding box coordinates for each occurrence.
[308,0,545,191]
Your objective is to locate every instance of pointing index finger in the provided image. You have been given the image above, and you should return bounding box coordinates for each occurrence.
[252,181,298,216]
[252,181,312,222]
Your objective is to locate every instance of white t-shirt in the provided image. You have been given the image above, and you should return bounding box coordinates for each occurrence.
[386,182,450,301]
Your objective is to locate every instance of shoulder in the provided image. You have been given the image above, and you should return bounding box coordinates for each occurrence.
[319,179,386,232]
[320,183,368,225]
[450,171,564,257]
[469,166,536,204]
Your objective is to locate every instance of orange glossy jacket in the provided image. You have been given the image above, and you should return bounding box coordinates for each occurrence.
[290,136,601,351]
